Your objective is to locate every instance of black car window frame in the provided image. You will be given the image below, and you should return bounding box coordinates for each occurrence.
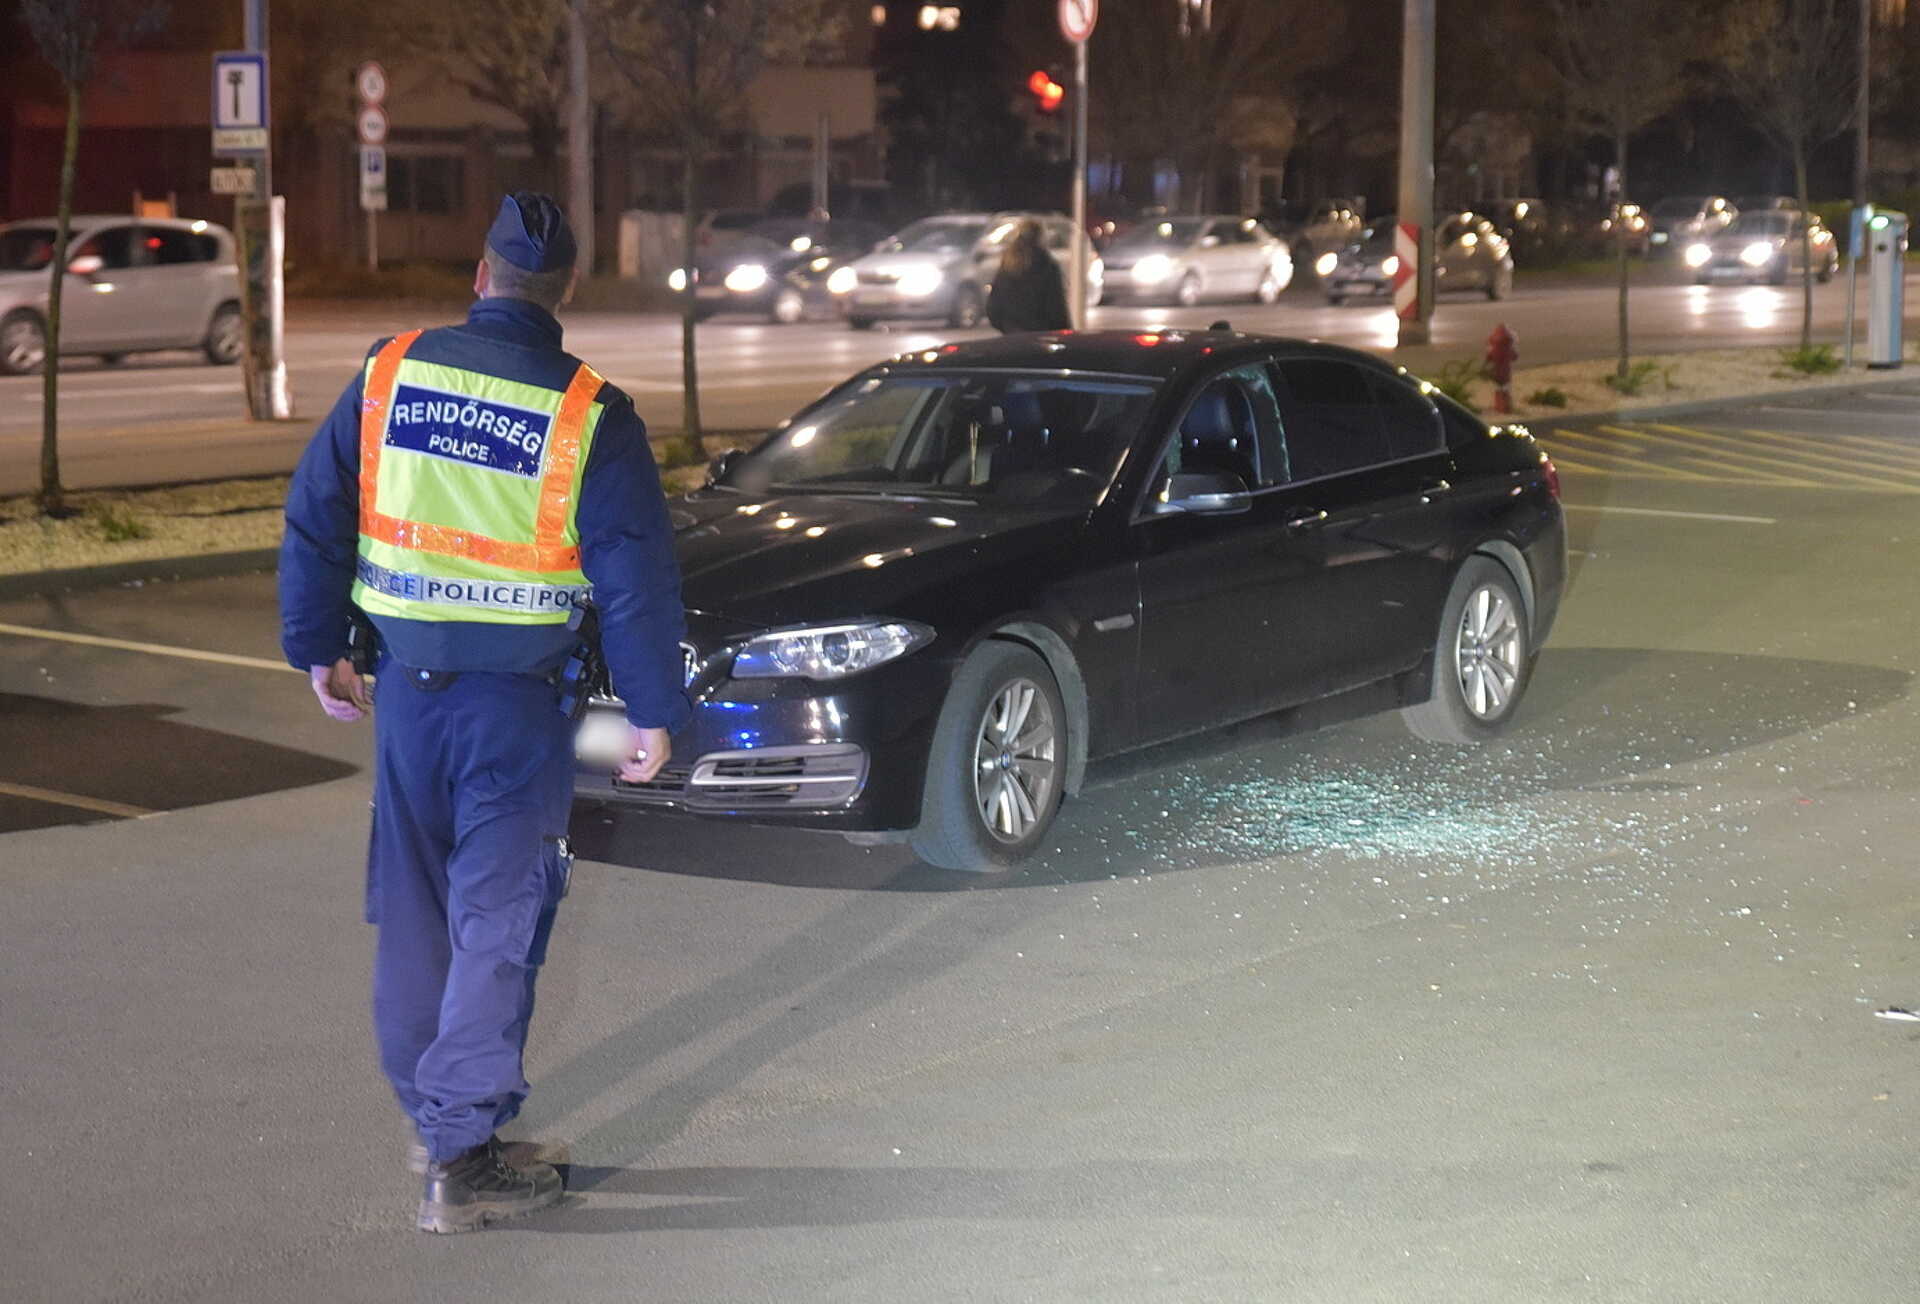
[1266,355,1449,484]
[1368,371,1445,461]
[1131,359,1291,517]
[73,223,140,270]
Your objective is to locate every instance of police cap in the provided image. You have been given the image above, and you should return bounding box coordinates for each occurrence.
[486,192,578,273]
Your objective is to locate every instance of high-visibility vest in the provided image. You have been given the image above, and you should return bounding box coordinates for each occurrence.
[350,328,607,625]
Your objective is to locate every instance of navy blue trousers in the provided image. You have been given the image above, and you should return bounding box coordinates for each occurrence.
[367,662,575,1162]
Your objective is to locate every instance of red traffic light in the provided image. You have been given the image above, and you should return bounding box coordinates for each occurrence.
[1027,69,1065,113]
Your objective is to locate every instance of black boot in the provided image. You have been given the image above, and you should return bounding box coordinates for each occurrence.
[417,1135,563,1234]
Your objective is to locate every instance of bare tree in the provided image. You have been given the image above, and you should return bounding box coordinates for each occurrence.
[1544,0,1703,381]
[601,0,843,463]
[18,0,167,517]
[418,0,572,194]
[1725,0,1861,352]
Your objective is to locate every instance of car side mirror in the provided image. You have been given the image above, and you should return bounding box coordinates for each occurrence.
[67,254,104,276]
[705,448,742,488]
[1153,468,1252,515]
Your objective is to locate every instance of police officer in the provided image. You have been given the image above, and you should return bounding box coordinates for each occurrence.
[279,193,689,1234]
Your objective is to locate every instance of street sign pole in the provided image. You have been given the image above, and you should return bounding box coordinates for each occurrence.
[1395,0,1435,349]
[356,64,389,271]
[216,1,290,420]
[1060,0,1097,330]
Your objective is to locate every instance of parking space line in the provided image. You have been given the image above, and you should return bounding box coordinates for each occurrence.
[1713,424,1920,475]
[1546,429,1716,479]
[0,781,154,819]
[0,622,298,673]
[1648,423,1920,488]
[1562,504,1777,525]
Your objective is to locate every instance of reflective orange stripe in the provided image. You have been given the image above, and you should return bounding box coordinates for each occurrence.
[535,362,603,550]
[358,329,422,520]
[357,511,579,571]
[356,331,598,575]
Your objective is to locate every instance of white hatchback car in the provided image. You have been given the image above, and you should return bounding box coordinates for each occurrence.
[0,215,243,374]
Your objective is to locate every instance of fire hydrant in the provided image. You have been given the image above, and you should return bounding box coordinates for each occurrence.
[1485,323,1518,415]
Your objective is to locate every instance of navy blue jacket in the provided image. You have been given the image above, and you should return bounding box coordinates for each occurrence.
[279,297,690,732]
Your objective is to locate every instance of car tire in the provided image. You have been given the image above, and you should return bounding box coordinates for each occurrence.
[770,286,806,324]
[1817,258,1836,284]
[1,310,47,375]
[848,315,877,330]
[910,641,1068,873]
[203,302,243,365]
[1402,556,1533,745]
[949,284,984,329]
[1254,267,1283,304]
[1485,262,1512,300]
[1768,259,1788,286]
[1325,292,1345,306]
[1175,273,1202,307]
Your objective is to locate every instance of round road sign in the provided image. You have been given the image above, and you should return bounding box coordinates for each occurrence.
[356,61,388,105]
[357,104,388,146]
[1059,0,1097,42]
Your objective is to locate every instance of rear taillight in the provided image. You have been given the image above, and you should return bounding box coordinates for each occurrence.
[1540,451,1560,501]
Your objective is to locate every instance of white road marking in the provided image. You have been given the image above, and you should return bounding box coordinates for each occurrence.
[0,780,154,819]
[1562,504,1777,525]
[0,622,298,673]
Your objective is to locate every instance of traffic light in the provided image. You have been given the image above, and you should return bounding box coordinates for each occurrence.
[1027,69,1065,114]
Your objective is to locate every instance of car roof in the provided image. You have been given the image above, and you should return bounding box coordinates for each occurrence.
[872,329,1403,382]
[4,215,227,233]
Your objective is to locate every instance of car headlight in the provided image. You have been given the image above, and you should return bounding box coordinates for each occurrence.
[667,267,688,292]
[828,265,858,295]
[1379,255,1400,277]
[1740,240,1777,267]
[1132,253,1174,284]
[730,620,934,680]
[1314,250,1339,277]
[1683,242,1712,268]
[897,264,945,297]
[790,235,814,252]
[724,263,770,293]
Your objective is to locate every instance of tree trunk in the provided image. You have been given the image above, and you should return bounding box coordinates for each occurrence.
[1793,140,1813,353]
[39,82,82,518]
[1614,129,1630,382]
[673,131,706,467]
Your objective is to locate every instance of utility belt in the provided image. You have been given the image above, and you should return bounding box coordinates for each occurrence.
[344,603,605,720]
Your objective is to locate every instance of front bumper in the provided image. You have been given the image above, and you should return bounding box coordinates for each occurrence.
[572,641,952,832]
[837,279,956,320]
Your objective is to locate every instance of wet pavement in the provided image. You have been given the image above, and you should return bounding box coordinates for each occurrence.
[2,410,1918,1300]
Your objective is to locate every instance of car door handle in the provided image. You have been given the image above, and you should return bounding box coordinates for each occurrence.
[1284,508,1328,531]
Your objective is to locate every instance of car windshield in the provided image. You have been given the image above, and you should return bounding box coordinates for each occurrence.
[1651,197,1707,219]
[1355,220,1398,251]
[1728,213,1792,237]
[721,370,1160,504]
[880,219,988,253]
[0,227,59,272]
[1106,219,1208,251]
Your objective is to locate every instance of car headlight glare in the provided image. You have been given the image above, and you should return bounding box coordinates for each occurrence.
[1740,240,1776,267]
[897,264,945,297]
[1683,242,1712,268]
[667,267,689,292]
[828,264,858,295]
[1132,253,1174,284]
[1379,255,1400,277]
[724,263,770,293]
[1314,250,1339,277]
[731,620,934,680]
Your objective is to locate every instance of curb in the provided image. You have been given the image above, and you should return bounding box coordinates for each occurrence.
[1514,369,1918,428]
[0,548,279,602]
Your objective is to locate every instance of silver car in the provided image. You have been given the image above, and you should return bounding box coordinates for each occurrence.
[1098,215,1293,306]
[0,215,242,374]
[1685,210,1840,285]
[830,212,1101,329]
[1322,212,1513,304]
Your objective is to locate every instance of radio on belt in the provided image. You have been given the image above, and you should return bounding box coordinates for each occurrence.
[555,601,606,721]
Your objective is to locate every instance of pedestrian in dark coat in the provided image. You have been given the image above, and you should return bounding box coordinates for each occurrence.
[986,220,1072,333]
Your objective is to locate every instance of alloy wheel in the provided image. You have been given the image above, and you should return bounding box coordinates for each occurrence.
[207,308,244,364]
[2,317,46,373]
[1453,584,1522,720]
[972,677,1058,843]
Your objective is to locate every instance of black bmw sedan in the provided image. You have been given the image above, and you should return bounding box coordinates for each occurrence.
[574,329,1566,871]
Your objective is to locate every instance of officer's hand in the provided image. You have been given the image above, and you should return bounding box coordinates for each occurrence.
[310,658,373,722]
[617,726,671,784]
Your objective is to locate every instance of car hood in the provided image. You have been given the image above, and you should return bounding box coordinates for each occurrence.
[850,248,973,274]
[668,489,1087,629]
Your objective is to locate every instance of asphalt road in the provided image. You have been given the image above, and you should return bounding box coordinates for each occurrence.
[2,388,1919,1300]
[0,266,1913,494]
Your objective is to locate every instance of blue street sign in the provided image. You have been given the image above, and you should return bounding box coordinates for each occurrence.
[212,51,270,156]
